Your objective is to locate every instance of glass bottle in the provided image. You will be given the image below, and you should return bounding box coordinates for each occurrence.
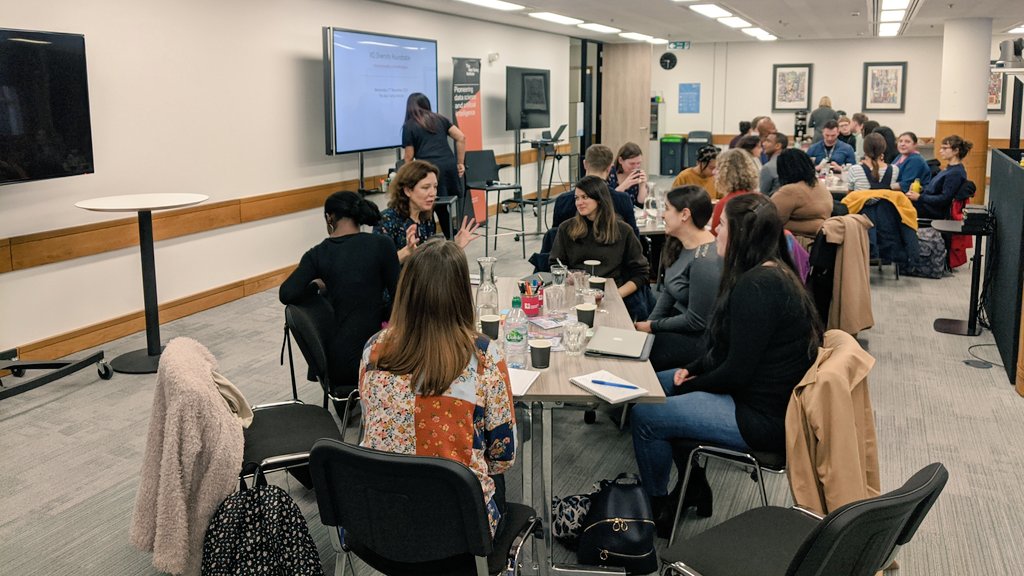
[476,257,499,328]
[545,264,568,320]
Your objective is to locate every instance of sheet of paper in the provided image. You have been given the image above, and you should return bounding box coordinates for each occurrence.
[508,368,540,397]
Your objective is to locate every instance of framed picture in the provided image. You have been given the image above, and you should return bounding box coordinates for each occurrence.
[989,62,1007,113]
[522,73,548,112]
[862,62,907,112]
[772,64,813,111]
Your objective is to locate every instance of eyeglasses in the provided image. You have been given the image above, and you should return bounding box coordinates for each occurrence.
[940,145,951,150]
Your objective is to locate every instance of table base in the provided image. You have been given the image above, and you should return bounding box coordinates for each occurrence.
[933,318,982,337]
[110,347,164,374]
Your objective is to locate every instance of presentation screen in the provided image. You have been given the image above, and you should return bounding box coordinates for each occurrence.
[323,27,438,155]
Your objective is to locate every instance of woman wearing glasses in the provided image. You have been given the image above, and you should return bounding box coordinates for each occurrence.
[907,135,971,220]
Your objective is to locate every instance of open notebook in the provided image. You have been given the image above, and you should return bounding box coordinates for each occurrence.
[569,370,648,404]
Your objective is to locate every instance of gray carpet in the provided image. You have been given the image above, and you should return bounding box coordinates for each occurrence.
[2,189,1022,575]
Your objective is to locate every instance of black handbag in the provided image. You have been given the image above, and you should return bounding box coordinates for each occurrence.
[576,473,658,575]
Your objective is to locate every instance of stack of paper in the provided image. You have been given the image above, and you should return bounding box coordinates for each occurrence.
[508,368,540,397]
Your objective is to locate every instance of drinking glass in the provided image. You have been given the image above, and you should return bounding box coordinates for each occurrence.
[563,320,588,357]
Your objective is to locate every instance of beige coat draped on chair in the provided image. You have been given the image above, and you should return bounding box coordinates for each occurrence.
[822,214,874,335]
[786,329,880,516]
[130,338,244,576]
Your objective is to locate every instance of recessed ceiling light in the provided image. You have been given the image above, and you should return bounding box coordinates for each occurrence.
[1009,26,1024,34]
[741,27,768,37]
[879,22,901,36]
[453,0,524,11]
[758,34,778,41]
[529,12,584,25]
[880,10,906,22]
[689,4,732,19]
[578,22,621,33]
[881,0,910,9]
[619,32,654,41]
[673,0,698,2]
[718,16,751,28]
[649,38,669,45]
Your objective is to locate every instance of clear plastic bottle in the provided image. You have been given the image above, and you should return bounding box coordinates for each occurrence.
[504,296,529,369]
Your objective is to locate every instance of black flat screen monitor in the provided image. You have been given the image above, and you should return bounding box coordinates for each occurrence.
[322,27,438,155]
[0,28,94,185]
[506,67,550,131]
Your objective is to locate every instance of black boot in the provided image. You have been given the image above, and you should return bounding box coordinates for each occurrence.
[649,493,676,539]
[680,463,714,518]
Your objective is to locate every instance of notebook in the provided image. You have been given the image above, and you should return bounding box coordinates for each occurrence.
[569,370,648,404]
[585,327,654,361]
[508,368,540,397]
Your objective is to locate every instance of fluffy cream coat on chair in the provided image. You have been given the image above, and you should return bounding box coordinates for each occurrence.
[130,337,244,576]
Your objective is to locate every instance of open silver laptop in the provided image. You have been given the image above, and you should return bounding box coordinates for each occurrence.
[585,327,654,361]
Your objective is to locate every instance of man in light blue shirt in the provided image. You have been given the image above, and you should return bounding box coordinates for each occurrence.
[806,120,855,172]
[759,132,787,196]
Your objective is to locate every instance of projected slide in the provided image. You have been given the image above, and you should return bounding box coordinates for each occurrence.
[330,29,438,154]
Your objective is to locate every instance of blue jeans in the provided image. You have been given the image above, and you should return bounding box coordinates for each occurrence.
[630,369,750,496]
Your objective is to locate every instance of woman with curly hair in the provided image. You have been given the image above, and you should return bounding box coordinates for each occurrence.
[708,148,761,234]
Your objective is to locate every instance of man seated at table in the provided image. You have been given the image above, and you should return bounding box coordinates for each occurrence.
[806,121,855,173]
[759,132,787,196]
[551,144,639,238]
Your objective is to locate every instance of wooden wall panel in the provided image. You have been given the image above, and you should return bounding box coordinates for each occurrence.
[0,238,11,274]
[934,120,989,204]
[153,200,241,241]
[245,265,297,296]
[11,219,140,269]
[240,183,350,223]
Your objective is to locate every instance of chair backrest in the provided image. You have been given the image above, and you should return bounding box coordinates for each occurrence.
[465,150,500,187]
[309,438,493,563]
[787,463,948,576]
[284,294,337,393]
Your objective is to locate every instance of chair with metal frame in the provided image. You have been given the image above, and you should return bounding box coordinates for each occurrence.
[661,462,948,576]
[667,440,787,545]
[465,149,526,257]
[309,438,543,576]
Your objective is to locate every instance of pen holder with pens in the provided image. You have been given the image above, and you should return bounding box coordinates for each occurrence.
[521,294,542,316]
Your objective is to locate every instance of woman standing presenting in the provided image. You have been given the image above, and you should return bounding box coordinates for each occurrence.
[359,239,515,538]
[630,194,821,535]
[279,191,400,400]
[402,92,466,238]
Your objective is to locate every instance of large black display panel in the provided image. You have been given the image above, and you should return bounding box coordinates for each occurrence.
[0,28,94,185]
[987,149,1024,384]
[322,28,438,155]
[506,67,550,131]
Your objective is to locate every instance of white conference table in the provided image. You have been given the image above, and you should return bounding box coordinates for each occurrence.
[76,193,208,374]
[495,277,663,575]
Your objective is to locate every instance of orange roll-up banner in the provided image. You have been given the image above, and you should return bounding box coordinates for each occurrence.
[453,58,485,221]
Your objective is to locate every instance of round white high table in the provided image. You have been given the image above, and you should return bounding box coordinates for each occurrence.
[75,193,209,374]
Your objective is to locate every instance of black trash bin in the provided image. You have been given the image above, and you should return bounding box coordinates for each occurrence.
[684,131,712,169]
[660,135,685,176]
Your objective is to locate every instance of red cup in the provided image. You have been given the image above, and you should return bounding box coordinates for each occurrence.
[521,294,542,316]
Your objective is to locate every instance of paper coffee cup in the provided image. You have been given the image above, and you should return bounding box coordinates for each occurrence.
[588,277,606,291]
[575,303,597,327]
[480,314,501,340]
[529,339,552,369]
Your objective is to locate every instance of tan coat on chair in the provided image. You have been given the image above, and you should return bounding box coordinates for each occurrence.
[130,338,244,576]
[822,214,874,335]
[786,330,880,516]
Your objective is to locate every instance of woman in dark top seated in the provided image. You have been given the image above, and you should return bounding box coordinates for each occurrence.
[907,134,971,220]
[631,193,822,535]
[550,175,650,319]
[374,160,478,262]
[634,185,720,372]
[279,191,401,398]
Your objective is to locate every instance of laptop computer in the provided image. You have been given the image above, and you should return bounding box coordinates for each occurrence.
[585,326,654,361]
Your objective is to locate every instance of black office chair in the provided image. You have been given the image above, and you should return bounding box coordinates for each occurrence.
[667,440,787,545]
[281,293,359,422]
[661,462,948,576]
[309,438,543,576]
[465,150,526,257]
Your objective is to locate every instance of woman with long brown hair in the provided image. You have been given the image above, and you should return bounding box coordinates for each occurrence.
[607,141,649,207]
[847,133,902,192]
[631,193,822,536]
[402,92,466,237]
[550,175,650,319]
[907,134,972,219]
[358,239,515,537]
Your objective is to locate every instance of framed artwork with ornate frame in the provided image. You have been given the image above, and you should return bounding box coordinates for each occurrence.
[862,62,907,112]
[989,62,1007,113]
[772,63,813,111]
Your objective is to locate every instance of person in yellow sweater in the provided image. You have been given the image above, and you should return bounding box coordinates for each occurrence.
[671,145,719,199]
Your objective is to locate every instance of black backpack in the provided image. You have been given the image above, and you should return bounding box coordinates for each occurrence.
[577,474,658,575]
[202,473,324,576]
[902,227,947,279]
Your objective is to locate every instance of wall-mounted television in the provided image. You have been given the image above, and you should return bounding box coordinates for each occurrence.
[506,66,550,131]
[322,27,438,155]
[0,28,94,185]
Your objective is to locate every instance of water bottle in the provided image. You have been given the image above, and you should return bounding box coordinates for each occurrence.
[504,297,529,369]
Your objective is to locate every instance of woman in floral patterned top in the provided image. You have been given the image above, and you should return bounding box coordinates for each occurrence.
[373,160,480,262]
[358,239,515,536]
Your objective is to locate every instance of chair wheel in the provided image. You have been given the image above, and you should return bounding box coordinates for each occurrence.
[97,362,113,380]
[10,366,25,377]
[583,410,597,424]
[501,205,509,213]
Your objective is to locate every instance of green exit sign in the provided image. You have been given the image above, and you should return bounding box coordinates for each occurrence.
[668,41,690,50]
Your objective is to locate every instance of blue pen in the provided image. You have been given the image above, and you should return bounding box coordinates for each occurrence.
[591,379,639,390]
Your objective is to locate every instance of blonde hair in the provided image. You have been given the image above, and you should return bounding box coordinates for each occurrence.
[377,239,479,396]
[819,96,832,108]
[714,148,761,194]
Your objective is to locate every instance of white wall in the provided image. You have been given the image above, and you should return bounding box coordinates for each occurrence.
[651,35,1018,140]
[0,0,570,350]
